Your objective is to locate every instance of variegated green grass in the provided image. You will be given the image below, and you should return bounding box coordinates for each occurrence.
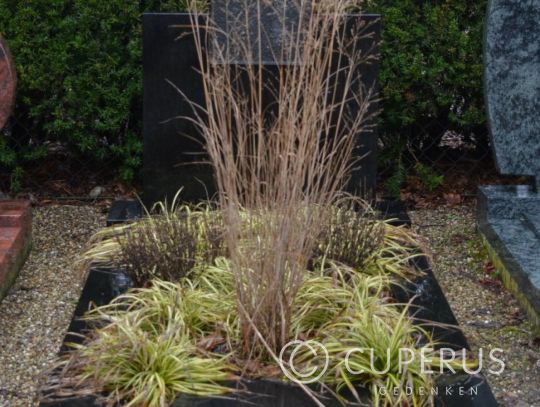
[46,252,470,406]
[285,264,475,407]
[45,277,238,406]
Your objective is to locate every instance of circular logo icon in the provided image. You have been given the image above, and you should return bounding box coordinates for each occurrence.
[278,340,329,384]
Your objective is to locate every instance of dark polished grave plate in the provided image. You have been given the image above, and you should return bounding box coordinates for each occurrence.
[211,0,307,66]
[106,199,143,226]
[41,200,497,406]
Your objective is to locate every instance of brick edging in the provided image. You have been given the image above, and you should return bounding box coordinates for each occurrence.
[0,200,32,301]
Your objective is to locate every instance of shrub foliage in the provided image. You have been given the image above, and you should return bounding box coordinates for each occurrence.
[369,0,488,188]
[0,0,189,185]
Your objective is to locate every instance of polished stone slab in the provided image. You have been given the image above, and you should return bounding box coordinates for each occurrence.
[524,213,540,240]
[477,186,540,327]
[480,0,540,330]
[484,0,540,186]
[106,199,142,226]
[142,14,213,205]
[211,0,307,65]
[478,185,539,219]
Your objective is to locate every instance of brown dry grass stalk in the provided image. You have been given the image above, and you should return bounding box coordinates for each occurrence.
[186,0,377,360]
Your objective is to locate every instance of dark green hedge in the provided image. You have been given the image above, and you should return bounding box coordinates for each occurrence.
[0,0,488,191]
[369,0,488,193]
[0,0,189,188]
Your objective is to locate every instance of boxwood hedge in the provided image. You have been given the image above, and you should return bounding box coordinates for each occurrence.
[0,0,190,188]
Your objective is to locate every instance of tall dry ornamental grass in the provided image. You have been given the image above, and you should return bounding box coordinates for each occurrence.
[185,0,378,360]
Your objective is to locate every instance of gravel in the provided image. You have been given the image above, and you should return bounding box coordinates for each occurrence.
[0,205,104,407]
[410,206,540,407]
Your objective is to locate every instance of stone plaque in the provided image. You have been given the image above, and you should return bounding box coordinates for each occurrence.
[211,0,307,65]
[0,36,16,131]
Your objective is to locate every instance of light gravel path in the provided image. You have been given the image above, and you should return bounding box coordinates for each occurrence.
[410,206,540,407]
[0,205,104,407]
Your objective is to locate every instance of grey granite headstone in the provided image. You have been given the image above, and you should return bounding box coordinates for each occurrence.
[484,0,540,188]
[478,0,540,329]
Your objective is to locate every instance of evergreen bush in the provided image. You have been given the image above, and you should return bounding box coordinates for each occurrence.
[0,0,189,187]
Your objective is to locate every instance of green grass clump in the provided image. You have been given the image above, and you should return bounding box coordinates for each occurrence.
[79,324,233,406]
[48,278,237,406]
[286,266,437,406]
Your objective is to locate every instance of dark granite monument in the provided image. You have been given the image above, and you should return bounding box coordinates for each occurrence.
[477,0,540,328]
[142,4,380,206]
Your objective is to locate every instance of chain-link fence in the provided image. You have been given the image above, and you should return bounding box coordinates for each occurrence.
[376,119,528,206]
[0,113,127,202]
[2,109,523,206]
